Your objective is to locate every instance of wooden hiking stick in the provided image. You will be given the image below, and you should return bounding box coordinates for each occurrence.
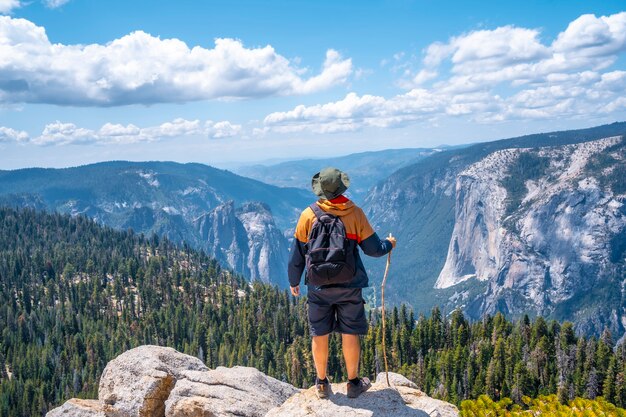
[381,233,393,387]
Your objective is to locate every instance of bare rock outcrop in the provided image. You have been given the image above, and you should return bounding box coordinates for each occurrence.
[46,345,297,417]
[46,346,457,417]
[195,201,290,286]
[266,372,458,417]
[434,136,626,335]
[374,373,459,417]
[46,399,106,417]
[98,345,208,417]
[165,366,298,417]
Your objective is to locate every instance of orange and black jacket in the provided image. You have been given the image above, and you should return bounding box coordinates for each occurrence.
[288,195,392,288]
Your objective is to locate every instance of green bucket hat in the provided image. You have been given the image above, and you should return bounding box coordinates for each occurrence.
[311,167,350,200]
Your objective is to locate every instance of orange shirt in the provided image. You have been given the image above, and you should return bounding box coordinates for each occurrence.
[294,198,375,244]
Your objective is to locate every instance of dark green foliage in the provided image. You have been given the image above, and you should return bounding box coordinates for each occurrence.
[610,229,626,264]
[1,207,626,416]
[501,152,551,218]
[584,135,626,195]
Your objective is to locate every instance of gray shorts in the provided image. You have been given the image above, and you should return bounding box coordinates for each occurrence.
[307,287,368,336]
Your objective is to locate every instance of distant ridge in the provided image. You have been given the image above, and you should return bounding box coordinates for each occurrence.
[0,160,310,286]
[235,147,452,203]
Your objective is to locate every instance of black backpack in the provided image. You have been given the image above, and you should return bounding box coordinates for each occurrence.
[305,203,357,286]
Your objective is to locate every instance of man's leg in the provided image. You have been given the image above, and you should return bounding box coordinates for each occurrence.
[342,333,360,380]
[312,334,329,380]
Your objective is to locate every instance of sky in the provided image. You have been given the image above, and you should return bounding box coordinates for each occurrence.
[0,0,625,169]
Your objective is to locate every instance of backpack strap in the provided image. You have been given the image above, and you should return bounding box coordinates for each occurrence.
[309,203,325,220]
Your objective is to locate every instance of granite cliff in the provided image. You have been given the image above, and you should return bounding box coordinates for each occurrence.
[437,136,625,334]
[195,201,289,284]
[364,123,626,336]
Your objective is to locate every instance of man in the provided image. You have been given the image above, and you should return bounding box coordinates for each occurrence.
[288,167,396,399]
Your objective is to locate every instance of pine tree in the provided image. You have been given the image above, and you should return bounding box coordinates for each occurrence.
[2,206,626,416]
[604,356,618,403]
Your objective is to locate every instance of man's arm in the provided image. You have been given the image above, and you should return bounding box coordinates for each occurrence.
[359,232,393,257]
[288,208,313,290]
[288,238,306,287]
[357,207,395,257]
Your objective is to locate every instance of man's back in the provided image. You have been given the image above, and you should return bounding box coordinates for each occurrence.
[289,195,390,289]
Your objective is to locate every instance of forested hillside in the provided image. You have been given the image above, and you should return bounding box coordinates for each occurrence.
[0,161,311,286]
[1,207,626,417]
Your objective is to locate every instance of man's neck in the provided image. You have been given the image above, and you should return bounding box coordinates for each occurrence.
[328,195,349,204]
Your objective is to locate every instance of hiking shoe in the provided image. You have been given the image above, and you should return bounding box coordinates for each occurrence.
[347,377,371,398]
[315,377,331,399]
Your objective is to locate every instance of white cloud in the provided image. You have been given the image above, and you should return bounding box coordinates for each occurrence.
[553,13,626,56]
[0,0,20,14]
[423,12,626,91]
[40,122,104,145]
[0,126,28,142]
[1,117,242,146]
[209,121,241,138]
[264,90,449,133]
[0,16,352,106]
[35,122,96,146]
[264,12,626,134]
[43,0,70,8]
[449,26,550,71]
[412,69,438,85]
[142,119,204,139]
[292,49,353,95]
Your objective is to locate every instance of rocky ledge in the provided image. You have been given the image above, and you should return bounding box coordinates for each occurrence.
[47,345,458,417]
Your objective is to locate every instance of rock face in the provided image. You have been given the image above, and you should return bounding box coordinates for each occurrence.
[266,372,458,417]
[374,373,459,417]
[196,201,251,278]
[47,346,457,417]
[435,148,520,289]
[195,201,289,284]
[237,202,290,284]
[364,124,626,336]
[46,345,297,417]
[436,136,626,334]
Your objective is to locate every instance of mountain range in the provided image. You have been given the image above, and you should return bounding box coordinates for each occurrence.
[235,147,452,203]
[0,123,624,335]
[364,122,626,335]
[0,161,309,286]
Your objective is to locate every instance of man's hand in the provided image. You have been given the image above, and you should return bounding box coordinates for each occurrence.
[290,285,300,297]
[386,233,397,249]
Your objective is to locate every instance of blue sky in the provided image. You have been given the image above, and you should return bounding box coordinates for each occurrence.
[1,0,625,169]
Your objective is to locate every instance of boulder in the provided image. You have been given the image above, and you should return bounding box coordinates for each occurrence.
[396,388,459,417]
[165,366,299,417]
[46,399,106,417]
[375,372,418,389]
[266,372,458,417]
[98,345,208,417]
[45,346,459,417]
[375,372,459,417]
